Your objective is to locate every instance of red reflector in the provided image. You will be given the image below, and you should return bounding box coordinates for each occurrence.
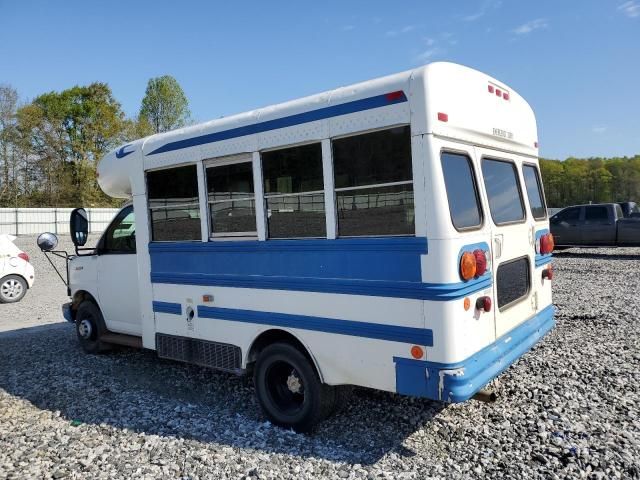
[488,85,494,93]
[18,252,29,262]
[437,112,448,122]
[473,249,487,277]
[476,296,492,312]
[503,92,510,100]
[495,89,502,97]
[385,91,404,102]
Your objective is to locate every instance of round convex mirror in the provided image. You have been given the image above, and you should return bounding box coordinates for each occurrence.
[37,232,58,252]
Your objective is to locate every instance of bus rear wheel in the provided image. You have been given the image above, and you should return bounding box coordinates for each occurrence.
[254,342,333,433]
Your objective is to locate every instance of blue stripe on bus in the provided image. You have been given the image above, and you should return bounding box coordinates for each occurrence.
[146,91,408,156]
[151,272,491,301]
[152,301,182,315]
[149,237,491,300]
[534,229,553,267]
[196,305,433,346]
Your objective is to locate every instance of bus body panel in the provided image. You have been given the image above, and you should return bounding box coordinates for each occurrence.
[84,62,553,404]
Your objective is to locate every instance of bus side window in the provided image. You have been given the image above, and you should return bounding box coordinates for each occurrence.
[262,143,326,238]
[522,164,547,220]
[332,126,414,237]
[147,165,201,242]
[441,152,483,230]
[206,161,258,238]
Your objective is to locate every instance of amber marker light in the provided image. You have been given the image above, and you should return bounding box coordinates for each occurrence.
[411,346,424,359]
[460,251,477,281]
[464,297,471,311]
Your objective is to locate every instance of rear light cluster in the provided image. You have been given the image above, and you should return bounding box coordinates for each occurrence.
[460,249,489,281]
[488,84,510,101]
[537,233,555,255]
[18,252,29,262]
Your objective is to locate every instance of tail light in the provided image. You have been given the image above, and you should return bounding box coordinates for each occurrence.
[18,252,29,262]
[460,252,477,280]
[539,233,554,255]
[476,296,492,312]
[460,249,490,281]
[473,249,487,276]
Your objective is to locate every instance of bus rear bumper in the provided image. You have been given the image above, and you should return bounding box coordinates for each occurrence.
[393,304,555,402]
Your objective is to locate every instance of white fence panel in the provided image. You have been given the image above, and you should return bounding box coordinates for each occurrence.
[0,208,120,236]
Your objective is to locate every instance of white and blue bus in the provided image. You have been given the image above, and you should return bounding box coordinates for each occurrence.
[46,62,555,432]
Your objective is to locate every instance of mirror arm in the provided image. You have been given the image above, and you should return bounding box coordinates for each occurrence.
[42,250,69,287]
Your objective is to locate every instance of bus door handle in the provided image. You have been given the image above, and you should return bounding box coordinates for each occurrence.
[493,235,503,260]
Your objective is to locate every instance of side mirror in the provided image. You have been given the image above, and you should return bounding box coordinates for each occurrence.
[37,232,59,252]
[70,208,89,247]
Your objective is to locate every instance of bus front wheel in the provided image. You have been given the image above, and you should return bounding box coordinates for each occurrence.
[254,342,333,433]
[75,301,108,354]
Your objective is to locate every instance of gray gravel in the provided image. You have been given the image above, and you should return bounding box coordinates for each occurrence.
[1,238,639,479]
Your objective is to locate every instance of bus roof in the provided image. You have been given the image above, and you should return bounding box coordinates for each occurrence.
[99,62,537,198]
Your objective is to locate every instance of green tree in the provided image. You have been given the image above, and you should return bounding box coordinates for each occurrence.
[15,83,126,206]
[139,75,190,134]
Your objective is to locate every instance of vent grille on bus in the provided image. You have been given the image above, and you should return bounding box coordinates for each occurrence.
[496,256,531,309]
[156,334,242,373]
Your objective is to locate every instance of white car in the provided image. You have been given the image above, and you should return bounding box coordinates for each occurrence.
[0,234,35,303]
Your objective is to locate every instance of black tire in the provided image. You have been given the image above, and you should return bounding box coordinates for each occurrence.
[75,300,108,354]
[331,385,354,413]
[254,342,333,433]
[0,275,28,303]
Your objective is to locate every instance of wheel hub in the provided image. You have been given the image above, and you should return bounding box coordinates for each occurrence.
[78,319,93,339]
[1,279,22,298]
[286,370,303,394]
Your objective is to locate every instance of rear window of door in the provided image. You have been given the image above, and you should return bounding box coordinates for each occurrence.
[441,151,483,230]
[481,158,525,225]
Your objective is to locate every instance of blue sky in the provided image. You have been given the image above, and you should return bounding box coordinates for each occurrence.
[1,0,639,159]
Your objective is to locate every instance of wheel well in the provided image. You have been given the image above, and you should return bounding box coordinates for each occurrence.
[70,291,99,320]
[0,273,28,288]
[246,329,322,380]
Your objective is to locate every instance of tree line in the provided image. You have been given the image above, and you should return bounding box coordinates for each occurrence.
[1,77,638,208]
[0,76,189,207]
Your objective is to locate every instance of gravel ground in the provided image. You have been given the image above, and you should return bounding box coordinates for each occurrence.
[1,238,639,479]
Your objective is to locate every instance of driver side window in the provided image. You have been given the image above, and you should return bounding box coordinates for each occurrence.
[102,206,136,254]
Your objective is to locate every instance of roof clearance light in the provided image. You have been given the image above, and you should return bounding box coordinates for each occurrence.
[488,85,495,93]
[385,91,405,102]
[437,112,448,122]
[495,89,502,97]
[534,141,539,148]
[503,92,510,100]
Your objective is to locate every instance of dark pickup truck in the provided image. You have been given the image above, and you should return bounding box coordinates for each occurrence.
[550,203,640,247]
